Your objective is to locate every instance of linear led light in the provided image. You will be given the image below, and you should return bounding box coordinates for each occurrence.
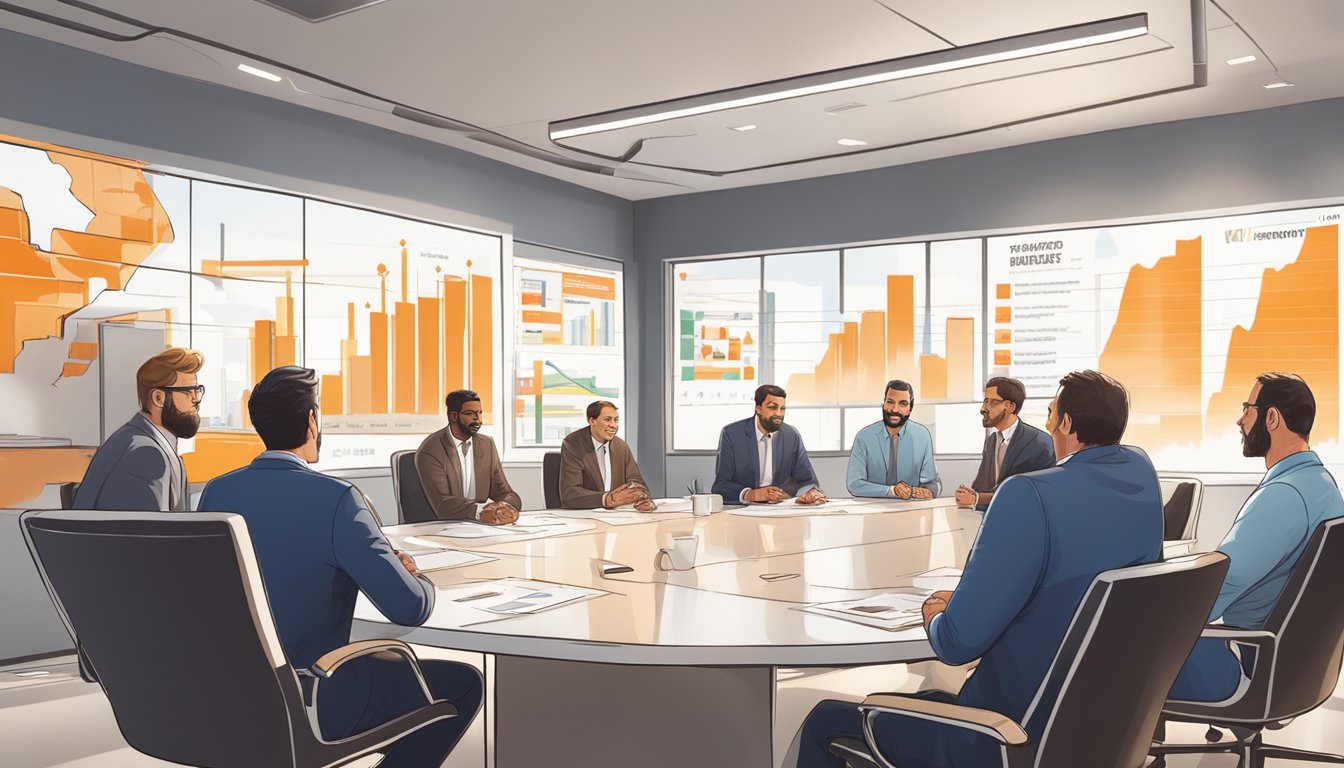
[238,63,283,82]
[550,13,1148,141]
[1226,55,1257,65]
[1263,80,1294,89]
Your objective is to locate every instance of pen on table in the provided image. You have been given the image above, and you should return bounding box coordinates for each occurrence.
[453,590,503,602]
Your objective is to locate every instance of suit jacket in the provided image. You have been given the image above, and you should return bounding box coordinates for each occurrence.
[924,444,1162,759]
[413,428,521,521]
[558,430,647,509]
[969,419,1055,510]
[73,411,188,511]
[198,451,434,670]
[846,420,941,497]
[712,417,819,503]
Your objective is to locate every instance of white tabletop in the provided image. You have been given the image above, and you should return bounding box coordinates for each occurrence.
[354,498,984,666]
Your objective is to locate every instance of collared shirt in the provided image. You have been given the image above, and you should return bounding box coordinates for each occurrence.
[739,423,776,503]
[140,412,187,510]
[1212,450,1344,628]
[996,417,1020,445]
[258,449,308,467]
[446,429,488,519]
[592,436,613,493]
[845,419,941,498]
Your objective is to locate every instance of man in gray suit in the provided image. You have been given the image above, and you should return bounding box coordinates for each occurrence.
[74,347,205,511]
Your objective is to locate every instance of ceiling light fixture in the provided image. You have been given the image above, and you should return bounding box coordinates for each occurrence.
[1263,80,1294,89]
[730,124,758,132]
[837,138,868,147]
[237,63,283,82]
[1225,55,1257,65]
[550,13,1148,141]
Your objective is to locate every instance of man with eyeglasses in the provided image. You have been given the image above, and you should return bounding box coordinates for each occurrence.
[954,377,1054,510]
[1167,372,1344,703]
[413,389,521,524]
[74,347,205,512]
[847,379,941,499]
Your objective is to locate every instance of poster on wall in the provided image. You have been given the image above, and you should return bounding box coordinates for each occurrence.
[510,256,624,449]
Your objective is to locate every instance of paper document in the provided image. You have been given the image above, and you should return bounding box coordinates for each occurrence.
[445,578,606,616]
[409,549,497,571]
[730,499,853,517]
[912,567,962,592]
[799,588,932,631]
[547,502,693,526]
[429,519,582,539]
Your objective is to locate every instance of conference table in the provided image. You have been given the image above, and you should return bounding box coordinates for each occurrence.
[353,497,985,768]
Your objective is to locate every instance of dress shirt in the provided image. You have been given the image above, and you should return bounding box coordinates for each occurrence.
[592,437,613,493]
[994,418,1020,483]
[445,430,486,519]
[846,420,941,497]
[740,425,775,503]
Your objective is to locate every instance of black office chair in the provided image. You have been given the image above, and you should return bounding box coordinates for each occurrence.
[828,552,1229,768]
[1150,518,1344,768]
[58,481,79,510]
[1159,477,1203,559]
[542,451,562,509]
[21,509,457,768]
[390,449,436,524]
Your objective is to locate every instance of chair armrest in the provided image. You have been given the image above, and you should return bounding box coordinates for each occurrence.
[308,639,435,708]
[860,693,1029,747]
[1163,627,1279,719]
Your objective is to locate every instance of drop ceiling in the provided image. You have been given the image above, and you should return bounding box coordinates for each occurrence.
[0,0,1340,199]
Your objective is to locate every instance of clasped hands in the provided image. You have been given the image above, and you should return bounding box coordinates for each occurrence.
[953,485,979,507]
[892,481,934,500]
[478,501,520,525]
[604,482,657,512]
[744,485,828,505]
[921,589,954,628]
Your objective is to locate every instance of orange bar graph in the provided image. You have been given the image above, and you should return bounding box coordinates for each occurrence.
[946,317,974,401]
[470,273,494,420]
[920,354,948,401]
[858,310,886,397]
[887,275,915,374]
[443,277,467,398]
[392,301,416,414]
[251,319,273,385]
[418,296,440,414]
[322,374,343,415]
[369,311,388,414]
[348,356,373,414]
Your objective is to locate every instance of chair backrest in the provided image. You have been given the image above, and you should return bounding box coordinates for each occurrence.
[1023,552,1229,768]
[1259,517,1344,720]
[59,482,79,510]
[1159,477,1202,541]
[21,510,312,768]
[542,451,562,510]
[391,449,435,524]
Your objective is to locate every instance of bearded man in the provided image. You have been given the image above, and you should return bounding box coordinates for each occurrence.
[846,379,941,499]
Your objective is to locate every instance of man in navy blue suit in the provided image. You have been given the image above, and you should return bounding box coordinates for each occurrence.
[713,384,827,505]
[798,370,1163,767]
[199,366,481,767]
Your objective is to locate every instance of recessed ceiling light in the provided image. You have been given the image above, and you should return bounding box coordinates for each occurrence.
[1263,80,1294,89]
[837,138,868,147]
[730,124,758,132]
[1226,55,1257,65]
[238,63,283,82]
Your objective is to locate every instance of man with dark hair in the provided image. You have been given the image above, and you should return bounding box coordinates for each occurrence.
[954,376,1054,509]
[559,400,655,510]
[75,347,205,511]
[714,384,826,505]
[799,370,1162,767]
[413,388,521,524]
[1168,372,1344,702]
[199,366,482,768]
[847,379,940,499]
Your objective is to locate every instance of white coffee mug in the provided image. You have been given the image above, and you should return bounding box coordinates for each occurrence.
[690,493,715,516]
[655,534,699,571]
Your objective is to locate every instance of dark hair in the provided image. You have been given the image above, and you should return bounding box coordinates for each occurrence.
[1255,372,1315,439]
[586,400,618,420]
[754,384,786,406]
[885,379,914,405]
[985,376,1026,413]
[248,366,319,451]
[1055,370,1128,445]
[445,389,481,414]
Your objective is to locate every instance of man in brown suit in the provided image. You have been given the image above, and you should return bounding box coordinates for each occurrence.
[414,389,521,525]
[559,401,655,511]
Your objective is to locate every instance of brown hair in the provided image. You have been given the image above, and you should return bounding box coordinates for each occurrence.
[1056,370,1128,445]
[136,347,204,411]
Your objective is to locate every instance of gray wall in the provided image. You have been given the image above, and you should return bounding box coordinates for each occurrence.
[633,98,1344,491]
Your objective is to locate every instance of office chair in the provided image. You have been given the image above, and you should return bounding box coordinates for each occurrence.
[390,449,435,524]
[542,451,562,509]
[828,552,1229,768]
[58,481,79,510]
[21,509,457,768]
[1150,518,1344,768]
[1159,477,1203,559]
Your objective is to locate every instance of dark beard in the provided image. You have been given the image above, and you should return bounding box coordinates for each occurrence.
[162,396,200,439]
[758,416,782,434]
[884,411,906,429]
[1242,410,1270,457]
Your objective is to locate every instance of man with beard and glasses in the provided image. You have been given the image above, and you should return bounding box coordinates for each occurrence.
[413,389,522,524]
[847,379,940,499]
[199,366,482,768]
[1167,372,1344,703]
[74,347,205,511]
[714,384,826,505]
[954,377,1054,510]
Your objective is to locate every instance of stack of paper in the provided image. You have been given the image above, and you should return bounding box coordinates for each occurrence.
[546,501,693,526]
[798,588,931,631]
[407,549,497,571]
[445,578,606,616]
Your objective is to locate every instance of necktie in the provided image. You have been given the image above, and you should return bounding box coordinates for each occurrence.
[994,432,1008,485]
[461,440,475,498]
[886,431,900,486]
[760,433,773,487]
[598,443,611,492]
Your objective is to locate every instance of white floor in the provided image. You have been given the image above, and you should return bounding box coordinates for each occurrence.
[2,654,1342,767]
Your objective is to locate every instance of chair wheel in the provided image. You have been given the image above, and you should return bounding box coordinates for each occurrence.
[1205,726,1223,742]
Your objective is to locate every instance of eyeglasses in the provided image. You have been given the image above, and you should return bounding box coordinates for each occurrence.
[160,385,206,399]
[982,397,1005,406]
[1241,402,1261,412]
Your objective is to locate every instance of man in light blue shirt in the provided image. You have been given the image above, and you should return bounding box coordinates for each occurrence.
[1169,372,1344,702]
[847,379,940,498]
